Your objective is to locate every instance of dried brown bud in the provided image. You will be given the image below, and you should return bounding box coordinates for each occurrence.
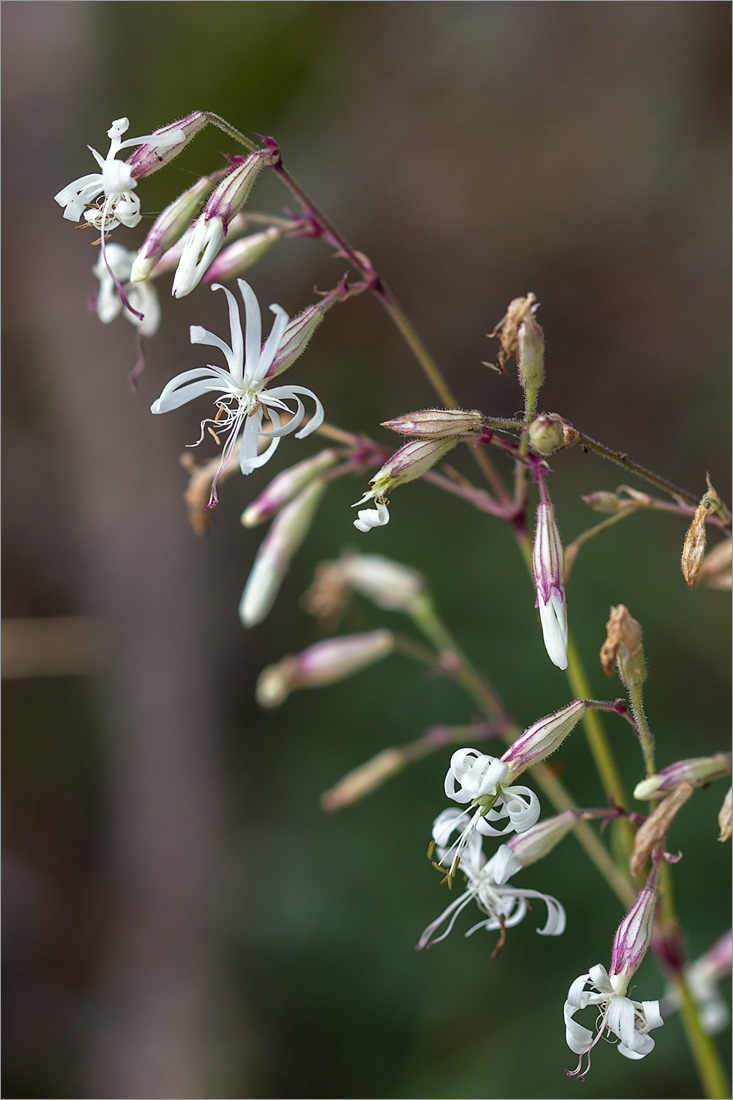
[600,604,647,687]
[696,538,732,591]
[488,293,537,375]
[630,782,693,877]
[682,475,724,589]
[718,787,732,843]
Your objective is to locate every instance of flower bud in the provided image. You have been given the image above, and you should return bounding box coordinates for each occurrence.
[370,438,457,498]
[528,413,578,456]
[633,752,732,800]
[265,289,344,380]
[582,490,629,514]
[532,500,568,670]
[517,313,545,395]
[241,450,338,528]
[256,629,394,707]
[320,749,404,812]
[381,408,482,439]
[610,858,661,983]
[239,479,326,627]
[600,604,646,687]
[506,809,577,867]
[502,701,587,781]
[341,553,425,613]
[172,154,266,298]
[131,174,220,281]
[125,111,208,180]
[204,226,282,283]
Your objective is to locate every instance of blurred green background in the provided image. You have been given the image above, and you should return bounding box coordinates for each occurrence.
[2,3,730,1098]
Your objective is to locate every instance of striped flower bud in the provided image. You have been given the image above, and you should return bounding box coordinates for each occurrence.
[265,289,344,380]
[241,450,338,527]
[610,858,661,984]
[507,809,577,867]
[532,497,568,669]
[173,153,266,298]
[130,174,220,282]
[239,479,326,627]
[380,408,482,439]
[352,438,457,533]
[125,111,208,180]
[203,226,282,283]
[633,752,732,800]
[256,629,394,707]
[341,553,425,613]
[501,700,587,782]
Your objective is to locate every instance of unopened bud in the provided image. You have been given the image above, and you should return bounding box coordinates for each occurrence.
[517,313,545,395]
[266,290,343,380]
[239,479,326,627]
[610,857,661,982]
[582,490,629,514]
[633,752,732,800]
[502,700,587,781]
[256,629,394,707]
[172,153,266,298]
[381,408,482,439]
[321,748,404,811]
[682,476,724,589]
[528,413,578,456]
[204,226,282,283]
[241,450,338,527]
[341,553,426,613]
[630,784,693,877]
[719,787,732,842]
[131,174,220,281]
[369,438,457,498]
[532,500,568,670]
[126,111,208,179]
[507,809,577,867]
[600,604,646,687]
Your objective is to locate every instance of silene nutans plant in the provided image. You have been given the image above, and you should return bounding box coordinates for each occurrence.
[56,110,732,1097]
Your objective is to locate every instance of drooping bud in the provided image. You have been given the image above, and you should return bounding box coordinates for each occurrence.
[610,857,661,985]
[256,629,394,707]
[352,438,457,534]
[682,476,724,588]
[381,408,482,439]
[130,174,220,281]
[718,787,732,843]
[239,479,326,627]
[204,226,282,283]
[506,809,577,867]
[532,498,568,670]
[528,413,579,456]
[172,153,266,298]
[633,752,732,800]
[241,450,338,527]
[600,604,647,688]
[125,111,208,180]
[502,701,587,781]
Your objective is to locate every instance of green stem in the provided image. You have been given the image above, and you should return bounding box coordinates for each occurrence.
[674,972,731,1099]
[628,682,655,778]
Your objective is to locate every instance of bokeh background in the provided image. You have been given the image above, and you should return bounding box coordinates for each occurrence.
[2,3,730,1098]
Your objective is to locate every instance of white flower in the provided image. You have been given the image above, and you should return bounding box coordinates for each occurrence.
[353,497,390,533]
[532,499,568,669]
[418,809,566,950]
[54,117,183,232]
[151,279,324,505]
[564,964,663,1079]
[93,244,160,338]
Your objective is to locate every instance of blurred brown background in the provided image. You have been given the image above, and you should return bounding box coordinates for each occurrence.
[2,3,730,1098]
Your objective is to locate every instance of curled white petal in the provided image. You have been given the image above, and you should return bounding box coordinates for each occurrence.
[538,590,568,669]
[353,500,390,533]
